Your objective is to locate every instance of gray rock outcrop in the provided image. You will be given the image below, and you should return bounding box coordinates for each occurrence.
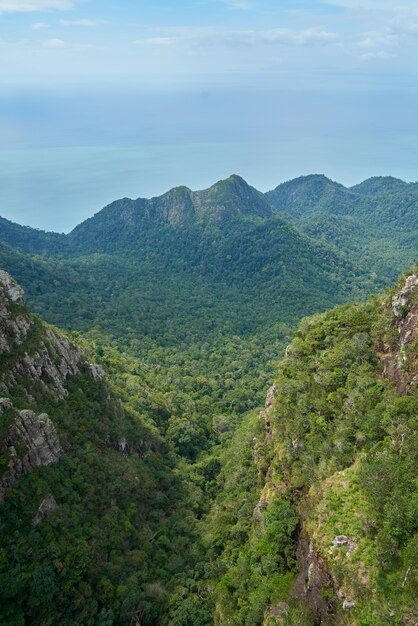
[0,409,62,502]
[32,494,58,526]
[0,270,24,302]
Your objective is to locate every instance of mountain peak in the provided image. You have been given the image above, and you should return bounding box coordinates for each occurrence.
[265,173,351,218]
[350,176,410,195]
[194,174,272,220]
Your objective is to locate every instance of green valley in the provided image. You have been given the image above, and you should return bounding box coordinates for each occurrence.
[0,174,416,625]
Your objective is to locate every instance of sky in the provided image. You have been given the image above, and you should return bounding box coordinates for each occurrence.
[1,0,418,231]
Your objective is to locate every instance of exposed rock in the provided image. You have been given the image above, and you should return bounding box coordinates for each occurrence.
[118,438,128,456]
[381,274,418,394]
[0,270,24,302]
[0,409,62,502]
[0,305,33,354]
[342,600,356,611]
[0,397,12,412]
[265,383,277,410]
[260,383,277,441]
[7,328,82,399]
[253,497,268,522]
[0,273,83,399]
[332,535,357,551]
[265,602,289,624]
[31,494,58,526]
[86,362,106,381]
[392,275,417,318]
[291,531,337,621]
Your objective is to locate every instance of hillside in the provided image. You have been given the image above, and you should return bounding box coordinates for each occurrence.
[204,268,417,625]
[265,174,418,279]
[0,174,416,625]
[0,271,207,626]
[0,176,377,374]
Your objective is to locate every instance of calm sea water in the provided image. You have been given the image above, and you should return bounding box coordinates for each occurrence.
[1,137,417,233]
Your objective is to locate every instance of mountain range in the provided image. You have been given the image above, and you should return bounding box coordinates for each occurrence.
[0,173,416,625]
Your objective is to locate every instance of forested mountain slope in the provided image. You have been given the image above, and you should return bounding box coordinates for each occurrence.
[204,268,417,625]
[0,271,208,626]
[0,174,416,625]
[265,174,418,278]
[0,175,377,375]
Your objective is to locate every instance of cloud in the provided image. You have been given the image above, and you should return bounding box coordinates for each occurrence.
[31,20,48,28]
[222,0,254,8]
[135,37,177,46]
[201,26,340,47]
[324,0,406,8]
[264,27,339,46]
[360,50,396,60]
[357,31,398,48]
[0,0,74,11]
[59,19,103,26]
[139,26,340,49]
[43,36,64,47]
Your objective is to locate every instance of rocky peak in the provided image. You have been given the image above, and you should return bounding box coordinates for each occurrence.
[193,174,272,221]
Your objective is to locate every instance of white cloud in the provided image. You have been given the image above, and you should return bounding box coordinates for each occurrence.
[0,0,73,12]
[31,20,48,28]
[43,36,64,47]
[264,27,339,46]
[144,26,340,49]
[135,37,177,46]
[357,31,398,48]
[59,19,103,26]
[360,50,396,60]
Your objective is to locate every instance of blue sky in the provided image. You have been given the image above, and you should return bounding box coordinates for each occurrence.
[1,0,418,230]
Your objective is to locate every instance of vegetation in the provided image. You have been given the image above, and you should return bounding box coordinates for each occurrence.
[0,176,416,624]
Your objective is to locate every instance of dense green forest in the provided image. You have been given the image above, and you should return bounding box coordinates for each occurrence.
[0,175,416,624]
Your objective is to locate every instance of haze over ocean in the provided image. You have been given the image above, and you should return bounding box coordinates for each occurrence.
[1,133,418,233]
[2,0,418,231]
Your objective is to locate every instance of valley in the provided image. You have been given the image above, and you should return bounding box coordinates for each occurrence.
[0,174,416,625]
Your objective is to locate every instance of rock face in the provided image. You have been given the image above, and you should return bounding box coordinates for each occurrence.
[0,272,32,354]
[382,274,417,393]
[0,269,24,302]
[0,271,106,501]
[0,408,62,502]
[31,494,58,526]
[392,275,417,318]
[7,328,82,399]
[332,535,357,551]
[0,270,104,400]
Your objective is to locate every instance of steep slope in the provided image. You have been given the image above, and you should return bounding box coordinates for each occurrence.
[0,271,203,626]
[265,175,418,279]
[68,174,271,253]
[0,175,376,355]
[204,268,417,625]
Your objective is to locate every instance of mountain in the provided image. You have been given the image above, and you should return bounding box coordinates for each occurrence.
[0,270,211,626]
[0,174,416,625]
[1,266,416,626]
[265,174,357,219]
[265,174,418,279]
[0,175,376,356]
[204,268,418,625]
[350,175,412,195]
[0,215,65,256]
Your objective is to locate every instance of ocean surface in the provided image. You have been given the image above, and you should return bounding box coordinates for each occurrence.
[1,137,417,233]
